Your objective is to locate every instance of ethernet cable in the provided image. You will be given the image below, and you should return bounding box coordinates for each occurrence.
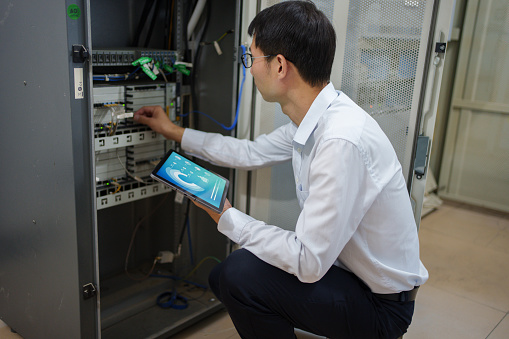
[106,105,122,136]
[200,29,234,55]
[116,150,145,184]
[179,44,246,131]
[110,179,122,194]
[151,256,222,310]
[124,193,170,281]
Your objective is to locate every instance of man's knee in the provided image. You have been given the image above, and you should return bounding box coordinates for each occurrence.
[208,260,224,301]
[212,249,268,297]
[208,249,253,298]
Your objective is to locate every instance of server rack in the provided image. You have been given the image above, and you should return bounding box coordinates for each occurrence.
[1,0,240,338]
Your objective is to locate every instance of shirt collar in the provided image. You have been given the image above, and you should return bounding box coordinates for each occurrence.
[293,82,339,146]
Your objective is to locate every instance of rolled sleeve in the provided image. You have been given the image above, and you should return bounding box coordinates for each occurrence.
[217,207,257,244]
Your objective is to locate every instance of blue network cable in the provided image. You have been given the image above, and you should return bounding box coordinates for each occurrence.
[180,44,247,131]
[186,217,194,266]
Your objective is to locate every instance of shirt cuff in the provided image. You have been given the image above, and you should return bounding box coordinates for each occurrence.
[181,128,207,155]
[217,207,257,244]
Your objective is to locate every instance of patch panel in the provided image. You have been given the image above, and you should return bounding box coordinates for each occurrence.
[126,142,166,160]
[92,82,178,209]
[93,86,125,104]
[92,79,179,209]
[95,149,127,182]
[126,142,166,178]
[125,84,166,112]
[92,48,179,67]
[95,129,164,151]
[96,181,172,210]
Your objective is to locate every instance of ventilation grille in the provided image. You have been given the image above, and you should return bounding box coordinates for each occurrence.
[339,0,427,166]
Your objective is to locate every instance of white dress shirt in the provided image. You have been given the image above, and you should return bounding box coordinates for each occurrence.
[181,82,428,294]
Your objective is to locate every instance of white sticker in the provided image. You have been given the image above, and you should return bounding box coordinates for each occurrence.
[74,68,84,99]
[174,191,185,204]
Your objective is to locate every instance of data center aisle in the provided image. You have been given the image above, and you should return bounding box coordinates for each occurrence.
[1,201,509,339]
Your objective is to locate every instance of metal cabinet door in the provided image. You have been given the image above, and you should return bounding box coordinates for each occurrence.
[0,0,99,338]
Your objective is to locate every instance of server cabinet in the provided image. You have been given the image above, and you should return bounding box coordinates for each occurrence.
[1,0,240,338]
[92,1,240,336]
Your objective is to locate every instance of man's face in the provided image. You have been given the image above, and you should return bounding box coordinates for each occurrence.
[249,37,278,103]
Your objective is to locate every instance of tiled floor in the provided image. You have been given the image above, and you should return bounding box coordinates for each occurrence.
[406,201,509,339]
[2,201,509,338]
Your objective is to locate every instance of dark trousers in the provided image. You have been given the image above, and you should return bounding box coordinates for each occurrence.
[209,249,414,339]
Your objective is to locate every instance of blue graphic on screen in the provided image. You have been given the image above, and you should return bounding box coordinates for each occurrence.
[156,153,226,208]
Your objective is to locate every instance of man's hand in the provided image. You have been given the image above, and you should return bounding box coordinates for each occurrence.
[134,106,185,143]
[192,198,232,224]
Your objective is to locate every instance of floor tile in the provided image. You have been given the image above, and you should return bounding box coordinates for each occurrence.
[0,321,22,339]
[486,226,509,255]
[421,204,509,248]
[419,221,509,312]
[170,310,327,338]
[171,309,240,339]
[487,313,509,339]
[406,284,505,339]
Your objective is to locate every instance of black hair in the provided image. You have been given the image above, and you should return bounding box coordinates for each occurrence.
[247,1,336,87]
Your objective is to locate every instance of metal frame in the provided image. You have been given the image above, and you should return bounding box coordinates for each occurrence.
[409,0,456,226]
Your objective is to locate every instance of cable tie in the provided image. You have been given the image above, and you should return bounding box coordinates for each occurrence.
[141,63,158,80]
[159,67,168,82]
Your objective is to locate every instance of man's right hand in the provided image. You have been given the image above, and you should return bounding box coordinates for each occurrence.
[134,105,185,143]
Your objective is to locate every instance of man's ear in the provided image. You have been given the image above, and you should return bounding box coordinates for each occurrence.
[276,54,289,79]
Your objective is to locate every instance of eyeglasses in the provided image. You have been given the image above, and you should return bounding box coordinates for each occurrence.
[241,53,294,68]
[241,53,274,68]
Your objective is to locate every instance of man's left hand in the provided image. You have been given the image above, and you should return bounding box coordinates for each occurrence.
[191,198,232,224]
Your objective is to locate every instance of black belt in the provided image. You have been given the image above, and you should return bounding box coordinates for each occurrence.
[373,286,419,302]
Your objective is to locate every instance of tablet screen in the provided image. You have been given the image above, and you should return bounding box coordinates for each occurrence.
[151,150,229,213]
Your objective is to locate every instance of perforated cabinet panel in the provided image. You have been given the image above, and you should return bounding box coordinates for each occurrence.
[340,0,427,173]
[257,1,338,230]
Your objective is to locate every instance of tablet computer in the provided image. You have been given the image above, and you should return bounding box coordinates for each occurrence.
[150,150,229,213]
